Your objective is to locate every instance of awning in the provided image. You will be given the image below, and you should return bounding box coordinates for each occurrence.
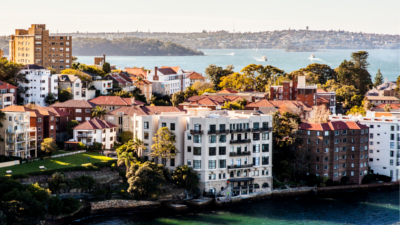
[228,178,254,182]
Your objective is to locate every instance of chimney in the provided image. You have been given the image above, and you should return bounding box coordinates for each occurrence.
[131,96,135,107]
[103,54,106,64]
[154,67,158,81]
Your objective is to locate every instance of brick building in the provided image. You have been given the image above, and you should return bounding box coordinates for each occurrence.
[270,76,317,106]
[299,121,369,184]
[50,100,96,123]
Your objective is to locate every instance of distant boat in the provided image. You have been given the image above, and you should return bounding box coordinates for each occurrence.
[310,54,315,58]
[261,56,268,61]
[229,52,235,56]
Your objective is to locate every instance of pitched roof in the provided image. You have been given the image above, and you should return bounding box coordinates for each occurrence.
[21,64,46,70]
[299,121,368,131]
[107,106,182,116]
[158,67,177,75]
[218,88,238,94]
[374,103,400,109]
[161,66,180,73]
[58,74,79,83]
[125,68,147,76]
[246,99,275,108]
[50,100,96,108]
[317,97,330,104]
[0,81,17,89]
[89,96,145,106]
[317,89,327,93]
[365,96,400,101]
[1,105,46,118]
[188,72,205,80]
[134,80,152,85]
[74,118,117,130]
[44,107,71,117]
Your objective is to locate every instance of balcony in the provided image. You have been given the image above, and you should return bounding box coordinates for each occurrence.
[229,151,251,156]
[252,128,260,132]
[261,127,272,132]
[227,164,253,169]
[190,129,203,135]
[229,128,251,133]
[77,134,93,138]
[230,139,251,144]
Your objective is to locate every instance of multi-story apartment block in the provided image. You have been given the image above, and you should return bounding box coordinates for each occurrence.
[330,113,400,181]
[0,81,17,109]
[44,107,72,142]
[0,111,36,158]
[20,65,58,106]
[184,108,273,196]
[72,118,117,149]
[58,74,95,100]
[299,121,369,184]
[270,76,317,106]
[50,100,95,123]
[147,67,190,95]
[9,24,72,72]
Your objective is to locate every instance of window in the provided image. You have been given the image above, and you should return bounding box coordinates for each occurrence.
[324,165,328,170]
[262,144,269,152]
[343,147,347,151]
[316,148,320,153]
[307,139,311,144]
[187,159,191,166]
[325,148,329,153]
[170,123,175,131]
[253,157,260,166]
[209,124,216,131]
[187,146,192,152]
[208,160,216,169]
[209,147,216,156]
[316,165,319,170]
[38,118,42,122]
[253,133,260,140]
[219,147,226,155]
[390,159,394,166]
[390,142,395,149]
[209,135,216,143]
[324,131,329,136]
[144,122,149,129]
[253,144,260,153]
[324,157,328,162]
[219,134,226,143]
[170,158,175,167]
[50,125,54,130]
[38,127,42,132]
[262,132,269,140]
[76,109,82,113]
[75,117,81,121]
[324,139,329,145]
[219,124,225,131]
[194,147,201,155]
[335,131,339,136]
[144,132,149,139]
[161,122,166,127]
[307,131,311,135]
[219,160,226,168]
[262,156,269,165]
[194,135,201,143]
[193,160,201,169]
[253,122,259,129]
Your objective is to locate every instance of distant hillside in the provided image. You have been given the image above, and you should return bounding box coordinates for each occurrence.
[0,37,204,56]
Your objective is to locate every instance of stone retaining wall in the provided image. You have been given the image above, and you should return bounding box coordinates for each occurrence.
[90,200,160,214]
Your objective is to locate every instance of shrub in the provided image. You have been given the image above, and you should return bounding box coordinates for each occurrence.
[48,196,63,216]
[61,197,81,214]
[77,142,86,150]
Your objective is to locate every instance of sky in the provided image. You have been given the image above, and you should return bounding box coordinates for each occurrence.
[1,0,399,35]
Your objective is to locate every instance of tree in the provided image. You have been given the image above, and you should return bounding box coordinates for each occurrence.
[184,87,198,99]
[151,127,177,166]
[44,93,57,106]
[254,65,285,92]
[117,152,136,172]
[205,64,234,90]
[92,106,106,119]
[41,138,57,155]
[113,90,132,98]
[351,51,370,70]
[117,138,146,157]
[119,131,134,144]
[308,105,331,123]
[384,104,392,112]
[219,72,253,91]
[67,120,79,136]
[102,62,111,74]
[346,105,366,116]
[374,69,384,87]
[363,98,373,112]
[60,69,93,82]
[300,63,337,84]
[58,88,72,102]
[48,172,66,193]
[127,161,166,199]
[335,85,360,108]
[192,81,214,93]
[47,67,57,75]
[72,62,80,69]
[335,58,372,95]
[322,79,341,92]
[198,88,216,96]
[0,58,26,84]
[171,91,185,107]
[172,165,199,192]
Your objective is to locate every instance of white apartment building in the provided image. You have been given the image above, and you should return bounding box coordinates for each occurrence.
[58,74,96,100]
[20,65,58,106]
[91,80,113,95]
[330,113,400,181]
[1,111,37,158]
[184,108,273,196]
[72,118,117,149]
[147,67,190,95]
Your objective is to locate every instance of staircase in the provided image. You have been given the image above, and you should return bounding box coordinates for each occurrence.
[219,187,232,196]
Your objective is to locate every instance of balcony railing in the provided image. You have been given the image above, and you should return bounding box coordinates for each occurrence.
[230,139,251,144]
[77,134,93,138]
[229,128,251,133]
[229,151,251,156]
[190,129,203,135]
[208,129,229,134]
[261,127,272,132]
[227,164,253,169]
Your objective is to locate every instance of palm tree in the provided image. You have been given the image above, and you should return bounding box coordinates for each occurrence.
[117,151,135,172]
[384,104,392,112]
[92,106,106,119]
[133,137,146,157]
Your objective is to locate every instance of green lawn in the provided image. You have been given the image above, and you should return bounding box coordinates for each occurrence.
[0,152,115,176]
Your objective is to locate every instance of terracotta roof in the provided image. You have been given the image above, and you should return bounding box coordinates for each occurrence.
[188,72,205,80]
[50,100,96,108]
[158,68,177,75]
[134,80,152,85]
[246,100,312,111]
[1,105,46,118]
[218,88,238,94]
[317,89,327,93]
[74,118,117,130]
[89,96,145,106]
[122,98,145,106]
[246,99,275,108]
[299,121,368,131]
[0,81,17,89]
[125,68,147,76]
[317,97,330,104]
[366,96,400,101]
[161,66,180,73]
[375,112,393,117]
[374,103,400,109]
[107,106,181,116]
[44,107,71,117]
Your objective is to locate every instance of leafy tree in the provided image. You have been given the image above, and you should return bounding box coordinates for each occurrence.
[72,62,80,69]
[172,165,199,191]
[171,91,185,107]
[119,131,133,144]
[221,101,244,110]
[308,104,331,123]
[48,172,66,193]
[346,105,366,116]
[44,92,57,106]
[322,79,341,92]
[335,85,359,106]
[61,197,81,214]
[117,138,146,157]
[205,64,234,90]
[374,69,384,87]
[78,63,106,77]
[117,152,136,172]
[92,106,106,119]
[47,67,57,75]
[41,138,58,155]
[151,127,177,166]
[58,87,72,102]
[67,120,79,136]
[219,72,253,91]
[0,58,26,84]
[184,86,198,99]
[102,62,111,74]
[198,88,216,95]
[113,90,132,98]
[148,95,156,105]
[127,161,166,199]
[300,63,337,84]
[191,81,214,93]
[254,65,285,92]
[48,196,63,216]
[351,51,370,70]
[60,69,93,82]
[384,104,392,112]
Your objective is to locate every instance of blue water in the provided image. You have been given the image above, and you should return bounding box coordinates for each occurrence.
[76,49,400,81]
[71,190,400,225]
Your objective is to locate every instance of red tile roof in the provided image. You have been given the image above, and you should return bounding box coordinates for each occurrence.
[246,99,275,108]
[188,72,205,80]
[51,100,96,108]
[125,68,147,76]
[299,121,368,131]
[161,66,180,73]
[218,88,238,94]
[44,107,71,117]
[74,118,117,130]
[107,106,181,116]
[317,97,330,104]
[89,96,145,106]
[374,103,400,109]
[158,68,177,75]
[317,89,327,93]
[0,81,17,90]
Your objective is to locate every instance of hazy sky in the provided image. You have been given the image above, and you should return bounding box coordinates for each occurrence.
[2,0,399,35]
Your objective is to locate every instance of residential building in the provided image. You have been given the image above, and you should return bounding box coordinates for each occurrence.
[299,121,369,184]
[0,111,36,158]
[187,72,206,85]
[366,78,398,98]
[9,24,72,72]
[316,89,336,114]
[0,81,17,109]
[147,66,190,95]
[179,95,246,110]
[203,89,267,102]
[134,80,152,103]
[44,107,72,142]
[184,108,273,196]
[365,96,400,105]
[89,96,145,113]
[245,99,312,121]
[125,67,148,79]
[270,76,317,106]
[50,100,96,123]
[58,74,95,100]
[20,65,58,106]
[104,73,135,93]
[72,118,117,149]
[91,79,113,95]
[330,113,400,181]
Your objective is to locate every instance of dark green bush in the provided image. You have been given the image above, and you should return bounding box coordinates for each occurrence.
[61,197,81,214]
[48,196,63,216]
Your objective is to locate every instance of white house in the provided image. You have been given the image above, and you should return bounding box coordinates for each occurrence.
[72,118,117,149]
[20,65,58,106]
[58,74,96,100]
[330,113,400,181]
[91,79,113,95]
[147,66,190,95]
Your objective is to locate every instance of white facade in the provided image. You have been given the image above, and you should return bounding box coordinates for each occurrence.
[330,113,400,181]
[73,126,116,150]
[20,67,58,106]
[147,67,190,95]
[91,80,113,95]
[58,74,96,100]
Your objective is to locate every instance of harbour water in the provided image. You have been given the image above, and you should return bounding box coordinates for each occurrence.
[76,49,400,81]
[71,190,399,225]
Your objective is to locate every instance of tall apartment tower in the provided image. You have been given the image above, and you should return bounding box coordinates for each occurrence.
[9,24,72,72]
